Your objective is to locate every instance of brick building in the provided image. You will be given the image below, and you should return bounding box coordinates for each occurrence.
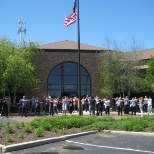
[29,40,154,100]
[32,40,106,99]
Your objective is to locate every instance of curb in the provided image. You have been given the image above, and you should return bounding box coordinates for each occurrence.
[111,130,154,136]
[1,131,97,153]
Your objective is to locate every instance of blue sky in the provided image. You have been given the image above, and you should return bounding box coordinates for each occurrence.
[0,0,154,50]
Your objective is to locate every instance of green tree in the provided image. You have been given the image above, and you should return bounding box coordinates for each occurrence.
[98,39,150,97]
[145,57,154,90]
[0,37,41,104]
[0,37,17,95]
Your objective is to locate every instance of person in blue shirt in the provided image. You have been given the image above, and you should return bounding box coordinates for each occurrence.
[30,96,36,115]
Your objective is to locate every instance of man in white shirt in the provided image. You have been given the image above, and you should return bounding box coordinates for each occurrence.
[103,96,110,115]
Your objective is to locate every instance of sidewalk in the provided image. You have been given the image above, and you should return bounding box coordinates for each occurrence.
[0,110,149,124]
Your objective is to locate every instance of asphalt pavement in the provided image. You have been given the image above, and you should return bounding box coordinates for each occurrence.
[4,131,154,154]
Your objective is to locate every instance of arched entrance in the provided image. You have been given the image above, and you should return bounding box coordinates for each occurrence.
[47,62,91,98]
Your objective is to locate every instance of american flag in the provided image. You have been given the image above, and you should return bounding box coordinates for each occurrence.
[64,0,77,28]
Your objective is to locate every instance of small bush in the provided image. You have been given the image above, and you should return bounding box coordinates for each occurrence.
[18,132,24,139]
[58,128,66,134]
[21,122,26,127]
[34,128,44,137]
[6,136,14,143]
[42,123,51,131]
[5,125,14,134]
[51,127,58,132]
[25,127,32,133]
[15,123,21,129]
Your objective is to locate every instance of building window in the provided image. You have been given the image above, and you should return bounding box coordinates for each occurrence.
[47,62,91,98]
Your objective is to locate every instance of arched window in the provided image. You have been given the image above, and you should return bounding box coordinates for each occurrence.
[47,62,91,98]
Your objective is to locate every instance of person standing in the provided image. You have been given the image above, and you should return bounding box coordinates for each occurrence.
[21,96,27,117]
[116,97,123,116]
[138,97,144,117]
[30,96,36,115]
[98,99,103,116]
[147,96,153,115]
[73,96,78,112]
[5,96,11,115]
[41,96,46,114]
[81,97,85,111]
[45,96,50,114]
[69,98,74,114]
[0,99,8,118]
[124,96,129,115]
[130,97,136,115]
[49,97,53,116]
[114,97,119,111]
[143,96,148,113]
[104,96,110,115]
[89,96,96,115]
[35,97,40,116]
[52,98,58,116]
[95,96,100,116]
[85,95,89,112]
[62,96,67,116]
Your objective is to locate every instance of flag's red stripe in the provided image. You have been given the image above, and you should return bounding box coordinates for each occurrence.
[64,13,77,27]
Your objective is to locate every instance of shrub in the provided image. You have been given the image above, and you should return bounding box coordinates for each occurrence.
[15,123,21,129]
[20,122,26,127]
[34,128,44,137]
[6,136,14,143]
[51,127,58,132]
[58,128,66,134]
[18,133,24,139]
[25,127,32,133]
[5,125,14,134]
[41,123,51,131]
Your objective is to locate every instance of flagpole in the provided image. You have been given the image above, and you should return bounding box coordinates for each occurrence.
[77,0,82,115]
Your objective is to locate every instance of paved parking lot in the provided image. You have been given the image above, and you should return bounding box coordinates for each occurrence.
[5,132,154,154]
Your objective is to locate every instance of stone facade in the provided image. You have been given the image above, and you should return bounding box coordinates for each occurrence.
[29,49,103,99]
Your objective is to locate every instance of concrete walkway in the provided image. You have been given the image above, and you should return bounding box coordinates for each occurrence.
[0,110,150,124]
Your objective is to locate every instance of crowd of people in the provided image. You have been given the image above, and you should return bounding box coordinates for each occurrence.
[115,96,153,117]
[0,94,153,118]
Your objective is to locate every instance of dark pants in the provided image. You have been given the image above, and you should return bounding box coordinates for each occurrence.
[105,106,110,115]
[131,106,136,115]
[143,104,147,113]
[85,103,89,112]
[52,106,58,116]
[118,106,122,115]
[35,106,40,116]
[96,103,99,116]
[69,105,73,114]
[45,104,49,113]
[49,105,53,115]
[98,108,103,116]
[89,105,95,115]
[124,105,129,114]
[22,106,27,117]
